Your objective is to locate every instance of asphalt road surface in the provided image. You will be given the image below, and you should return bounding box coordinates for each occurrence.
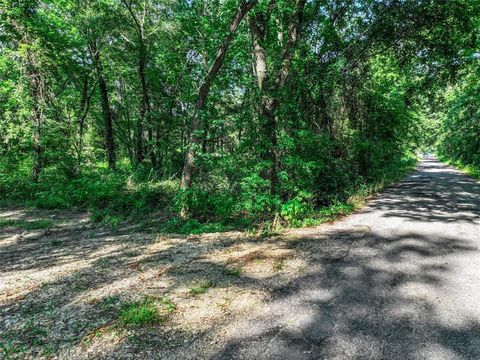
[210,159,480,360]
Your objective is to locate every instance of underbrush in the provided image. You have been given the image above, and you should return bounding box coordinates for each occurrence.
[0,160,177,226]
[437,155,480,179]
[0,145,417,234]
[0,219,53,230]
[173,144,418,233]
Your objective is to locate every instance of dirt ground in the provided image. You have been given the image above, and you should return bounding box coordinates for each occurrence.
[0,206,349,359]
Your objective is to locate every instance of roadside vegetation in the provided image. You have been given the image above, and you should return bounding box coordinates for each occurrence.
[3,1,474,233]
[436,65,480,178]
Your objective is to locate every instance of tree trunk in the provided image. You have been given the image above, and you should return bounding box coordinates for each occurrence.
[26,50,43,183]
[180,0,257,192]
[122,0,157,167]
[137,41,150,166]
[31,94,42,183]
[249,0,306,195]
[16,8,44,183]
[135,118,144,164]
[76,77,94,173]
[90,41,116,171]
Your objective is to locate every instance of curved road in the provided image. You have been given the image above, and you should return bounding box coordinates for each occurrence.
[210,159,480,359]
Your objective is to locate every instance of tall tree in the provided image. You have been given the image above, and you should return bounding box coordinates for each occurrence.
[249,0,306,194]
[180,0,257,192]
[121,0,155,166]
[89,39,116,170]
[5,1,45,182]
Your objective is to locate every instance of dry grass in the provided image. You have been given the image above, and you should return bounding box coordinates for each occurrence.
[0,207,316,359]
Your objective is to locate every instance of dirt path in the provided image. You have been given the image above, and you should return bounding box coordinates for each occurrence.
[2,159,480,359]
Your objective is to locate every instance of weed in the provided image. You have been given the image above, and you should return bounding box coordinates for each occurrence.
[260,220,281,237]
[160,297,176,313]
[125,251,139,258]
[217,297,232,311]
[0,219,15,228]
[222,267,242,277]
[189,280,214,296]
[272,259,284,271]
[83,325,115,343]
[22,220,53,230]
[0,219,53,230]
[100,295,121,311]
[96,257,111,269]
[50,239,61,246]
[24,320,47,346]
[119,299,160,327]
[0,339,22,359]
[44,301,56,318]
[41,343,55,357]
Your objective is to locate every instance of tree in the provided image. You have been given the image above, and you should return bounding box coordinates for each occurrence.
[180,0,257,192]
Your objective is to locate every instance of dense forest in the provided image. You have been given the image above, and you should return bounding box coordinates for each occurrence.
[1,0,478,232]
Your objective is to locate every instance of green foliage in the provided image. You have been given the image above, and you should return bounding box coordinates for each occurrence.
[0,163,177,222]
[438,68,480,168]
[237,173,281,218]
[100,295,121,311]
[95,257,111,270]
[50,239,62,246]
[222,267,242,277]
[119,299,160,327]
[280,192,314,226]
[160,297,176,313]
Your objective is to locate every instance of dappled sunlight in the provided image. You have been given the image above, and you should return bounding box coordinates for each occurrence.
[1,160,480,359]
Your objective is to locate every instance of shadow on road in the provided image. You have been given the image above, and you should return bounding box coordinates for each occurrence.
[211,160,480,359]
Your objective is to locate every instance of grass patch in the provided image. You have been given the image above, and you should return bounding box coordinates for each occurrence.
[50,239,61,246]
[272,259,284,271]
[24,321,48,346]
[160,297,176,313]
[0,219,15,228]
[119,299,160,327]
[222,267,242,277]
[0,163,178,223]
[0,219,53,230]
[0,339,24,359]
[160,217,235,235]
[439,157,480,180]
[95,257,111,269]
[189,280,214,296]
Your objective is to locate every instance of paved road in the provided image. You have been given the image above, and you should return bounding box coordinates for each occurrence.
[210,159,480,359]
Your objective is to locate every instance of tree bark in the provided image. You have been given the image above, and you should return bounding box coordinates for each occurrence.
[90,41,116,171]
[180,0,257,192]
[31,73,43,183]
[24,49,44,183]
[138,37,155,168]
[76,77,94,173]
[122,0,157,167]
